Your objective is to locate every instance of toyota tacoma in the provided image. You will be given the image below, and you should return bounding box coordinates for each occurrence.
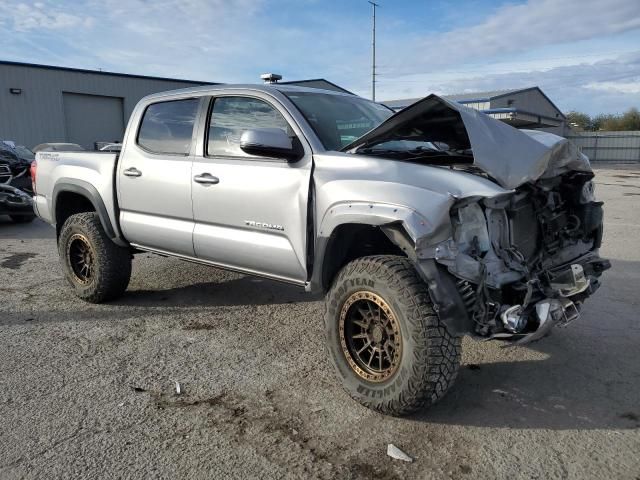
[32,85,609,415]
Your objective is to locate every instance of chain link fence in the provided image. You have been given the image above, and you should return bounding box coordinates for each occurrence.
[566,131,640,163]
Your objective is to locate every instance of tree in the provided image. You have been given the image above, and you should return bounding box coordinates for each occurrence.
[566,108,640,132]
[566,111,592,131]
[595,113,619,131]
[619,107,640,131]
[589,108,640,131]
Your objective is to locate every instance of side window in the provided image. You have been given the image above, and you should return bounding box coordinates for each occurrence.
[138,98,199,155]
[207,96,294,157]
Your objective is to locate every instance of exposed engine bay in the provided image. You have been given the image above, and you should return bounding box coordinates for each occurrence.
[437,171,610,341]
[345,93,610,343]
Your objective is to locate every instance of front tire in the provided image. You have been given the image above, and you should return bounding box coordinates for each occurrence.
[324,255,461,416]
[58,212,131,303]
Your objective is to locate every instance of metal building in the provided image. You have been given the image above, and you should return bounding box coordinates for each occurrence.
[0,61,216,149]
[0,62,357,150]
[383,87,569,136]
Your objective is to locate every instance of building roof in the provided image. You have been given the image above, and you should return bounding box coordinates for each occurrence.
[384,87,541,105]
[444,88,526,102]
[0,61,355,96]
[383,86,565,120]
[383,87,528,109]
[0,60,215,85]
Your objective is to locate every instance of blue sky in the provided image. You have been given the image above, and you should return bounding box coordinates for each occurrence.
[1,0,639,115]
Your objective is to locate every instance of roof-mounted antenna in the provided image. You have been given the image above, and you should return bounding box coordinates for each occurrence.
[261,73,283,84]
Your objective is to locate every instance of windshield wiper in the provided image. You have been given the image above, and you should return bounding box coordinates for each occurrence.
[357,145,473,164]
[358,144,440,154]
[356,147,411,156]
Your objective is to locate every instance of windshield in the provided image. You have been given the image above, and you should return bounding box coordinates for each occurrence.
[283,91,393,151]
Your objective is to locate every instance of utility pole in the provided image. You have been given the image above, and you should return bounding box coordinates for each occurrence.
[368,1,379,101]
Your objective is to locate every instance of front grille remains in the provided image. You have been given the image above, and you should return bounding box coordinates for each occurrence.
[508,196,540,260]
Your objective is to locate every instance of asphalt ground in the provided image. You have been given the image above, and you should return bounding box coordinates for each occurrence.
[1,165,639,479]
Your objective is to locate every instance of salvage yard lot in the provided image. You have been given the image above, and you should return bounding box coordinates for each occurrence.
[1,166,639,479]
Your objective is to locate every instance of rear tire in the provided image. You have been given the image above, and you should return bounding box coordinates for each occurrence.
[10,214,35,223]
[324,255,461,416]
[58,212,131,303]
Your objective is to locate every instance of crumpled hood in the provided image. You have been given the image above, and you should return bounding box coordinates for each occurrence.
[343,94,591,190]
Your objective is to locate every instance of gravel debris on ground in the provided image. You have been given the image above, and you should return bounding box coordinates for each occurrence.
[1,166,639,479]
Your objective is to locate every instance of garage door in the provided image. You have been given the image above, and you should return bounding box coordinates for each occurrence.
[62,92,125,149]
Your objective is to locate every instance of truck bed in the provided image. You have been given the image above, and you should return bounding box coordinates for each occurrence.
[34,151,120,232]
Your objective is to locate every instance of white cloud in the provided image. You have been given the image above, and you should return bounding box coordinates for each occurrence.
[444,53,640,92]
[3,2,94,31]
[375,52,640,114]
[378,0,640,76]
[0,0,639,114]
[585,81,640,94]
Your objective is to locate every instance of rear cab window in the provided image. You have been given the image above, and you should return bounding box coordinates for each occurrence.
[207,96,295,158]
[137,98,199,155]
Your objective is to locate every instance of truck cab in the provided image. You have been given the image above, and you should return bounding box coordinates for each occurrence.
[117,88,316,284]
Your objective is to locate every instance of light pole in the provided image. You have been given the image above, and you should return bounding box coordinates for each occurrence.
[368,1,379,101]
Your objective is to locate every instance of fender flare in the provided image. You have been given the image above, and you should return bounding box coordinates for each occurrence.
[309,201,471,336]
[52,179,125,245]
[317,201,432,241]
[310,201,432,292]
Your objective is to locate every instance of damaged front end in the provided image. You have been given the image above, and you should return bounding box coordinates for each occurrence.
[346,94,610,343]
[433,171,609,343]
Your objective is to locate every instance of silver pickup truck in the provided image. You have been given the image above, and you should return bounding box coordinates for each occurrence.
[33,84,609,415]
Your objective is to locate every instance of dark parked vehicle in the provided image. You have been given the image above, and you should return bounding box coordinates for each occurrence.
[0,142,35,222]
[0,182,34,223]
[0,142,33,192]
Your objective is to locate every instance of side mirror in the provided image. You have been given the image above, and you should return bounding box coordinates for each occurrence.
[240,128,299,160]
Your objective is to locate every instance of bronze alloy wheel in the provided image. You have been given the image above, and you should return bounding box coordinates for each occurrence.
[58,212,132,303]
[339,291,402,383]
[67,233,95,284]
[325,256,462,415]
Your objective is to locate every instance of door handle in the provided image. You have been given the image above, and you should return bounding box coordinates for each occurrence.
[123,167,142,177]
[194,173,220,185]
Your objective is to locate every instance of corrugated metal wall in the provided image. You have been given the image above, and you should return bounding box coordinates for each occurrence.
[491,89,560,119]
[566,131,640,163]
[491,89,568,136]
[62,92,125,148]
[0,63,207,148]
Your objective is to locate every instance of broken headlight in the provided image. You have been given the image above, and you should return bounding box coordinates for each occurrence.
[453,203,490,257]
